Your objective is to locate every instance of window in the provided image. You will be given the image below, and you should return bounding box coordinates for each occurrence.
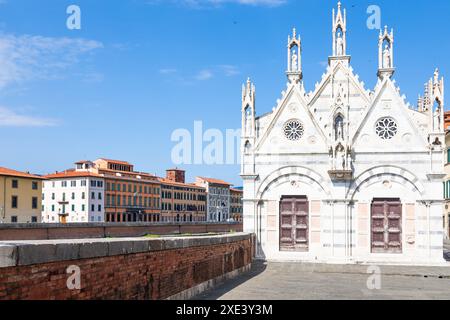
[72,204,75,212]
[32,181,38,190]
[12,180,18,188]
[31,216,38,223]
[91,180,97,188]
[98,205,102,212]
[91,204,95,212]
[62,181,67,187]
[11,216,17,223]
[98,193,102,200]
[284,119,304,141]
[32,197,38,209]
[52,193,55,200]
[71,192,75,200]
[91,192,95,200]
[82,192,85,200]
[82,204,85,211]
[97,181,103,188]
[81,180,87,187]
[375,117,398,140]
[52,205,55,212]
[71,181,76,187]
[11,196,18,208]
[447,149,450,164]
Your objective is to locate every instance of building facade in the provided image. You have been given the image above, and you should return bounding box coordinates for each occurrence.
[160,169,207,222]
[444,130,450,239]
[42,170,105,223]
[196,177,231,222]
[0,167,44,223]
[230,188,243,222]
[92,159,161,223]
[241,2,445,264]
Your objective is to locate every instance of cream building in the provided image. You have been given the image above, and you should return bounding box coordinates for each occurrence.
[42,169,105,223]
[0,167,44,223]
[241,2,446,265]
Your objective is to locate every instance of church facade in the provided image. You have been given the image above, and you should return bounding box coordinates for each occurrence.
[241,2,446,265]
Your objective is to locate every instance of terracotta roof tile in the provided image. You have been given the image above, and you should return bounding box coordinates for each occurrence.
[44,171,102,179]
[0,167,44,179]
[197,177,232,186]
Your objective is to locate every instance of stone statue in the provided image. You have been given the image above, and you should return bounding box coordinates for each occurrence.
[336,32,344,56]
[383,44,391,68]
[341,152,346,170]
[291,50,298,71]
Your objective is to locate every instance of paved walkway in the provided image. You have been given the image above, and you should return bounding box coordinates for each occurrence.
[194,261,450,300]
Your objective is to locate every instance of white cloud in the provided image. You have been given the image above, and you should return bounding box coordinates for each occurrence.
[0,33,103,88]
[219,64,240,76]
[195,69,214,80]
[0,106,58,127]
[148,0,286,8]
[159,68,178,74]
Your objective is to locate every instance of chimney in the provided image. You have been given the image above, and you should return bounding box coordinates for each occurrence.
[166,168,185,184]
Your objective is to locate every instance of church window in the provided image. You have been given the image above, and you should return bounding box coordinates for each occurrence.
[283,119,304,141]
[375,117,398,140]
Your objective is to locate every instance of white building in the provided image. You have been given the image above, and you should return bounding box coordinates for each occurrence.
[42,167,105,223]
[241,2,446,265]
[196,177,231,222]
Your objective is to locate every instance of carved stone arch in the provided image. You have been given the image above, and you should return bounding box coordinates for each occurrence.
[256,166,332,199]
[347,165,425,200]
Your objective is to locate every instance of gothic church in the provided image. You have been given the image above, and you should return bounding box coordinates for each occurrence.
[241,2,446,264]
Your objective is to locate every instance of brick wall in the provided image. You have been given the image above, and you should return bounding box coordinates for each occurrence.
[0,222,243,241]
[0,233,254,300]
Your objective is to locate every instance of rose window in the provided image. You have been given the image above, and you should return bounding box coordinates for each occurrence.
[284,119,304,141]
[375,117,398,140]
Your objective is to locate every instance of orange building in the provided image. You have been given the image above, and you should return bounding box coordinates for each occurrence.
[445,111,450,131]
[159,169,207,222]
[90,159,161,223]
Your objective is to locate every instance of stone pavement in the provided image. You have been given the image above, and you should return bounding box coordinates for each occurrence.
[193,261,450,300]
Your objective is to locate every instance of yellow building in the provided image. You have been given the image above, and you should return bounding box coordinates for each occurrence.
[0,167,44,223]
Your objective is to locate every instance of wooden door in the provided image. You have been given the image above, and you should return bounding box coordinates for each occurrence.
[371,199,402,253]
[280,197,309,252]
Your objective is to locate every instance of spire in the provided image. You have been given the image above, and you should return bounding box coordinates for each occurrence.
[286,27,302,84]
[377,25,395,79]
[242,77,256,140]
[330,1,350,67]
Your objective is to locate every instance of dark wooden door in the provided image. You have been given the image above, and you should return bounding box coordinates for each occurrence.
[280,197,309,252]
[371,199,402,253]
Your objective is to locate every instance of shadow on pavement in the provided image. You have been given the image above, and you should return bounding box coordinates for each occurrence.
[192,261,267,300]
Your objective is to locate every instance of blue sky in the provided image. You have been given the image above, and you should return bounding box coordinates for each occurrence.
[0,0,449,186]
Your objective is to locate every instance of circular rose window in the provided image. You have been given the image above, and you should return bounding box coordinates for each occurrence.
[284,119,304,141]
[375,117,398,140]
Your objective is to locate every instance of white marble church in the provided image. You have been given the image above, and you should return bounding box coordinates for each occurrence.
[241,2,446,265]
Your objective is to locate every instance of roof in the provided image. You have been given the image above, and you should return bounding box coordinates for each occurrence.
[230,188,243,193]
[98,168,157,179]
[158,178,205,189]
[44,171,103,179]
[74,160,93,164]
[197,177,232,186]
[0,167,44,179]
[97,158,132,166]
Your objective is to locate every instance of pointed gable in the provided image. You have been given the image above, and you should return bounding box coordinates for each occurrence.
[256,84,328,154]
[352,78,428,151]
